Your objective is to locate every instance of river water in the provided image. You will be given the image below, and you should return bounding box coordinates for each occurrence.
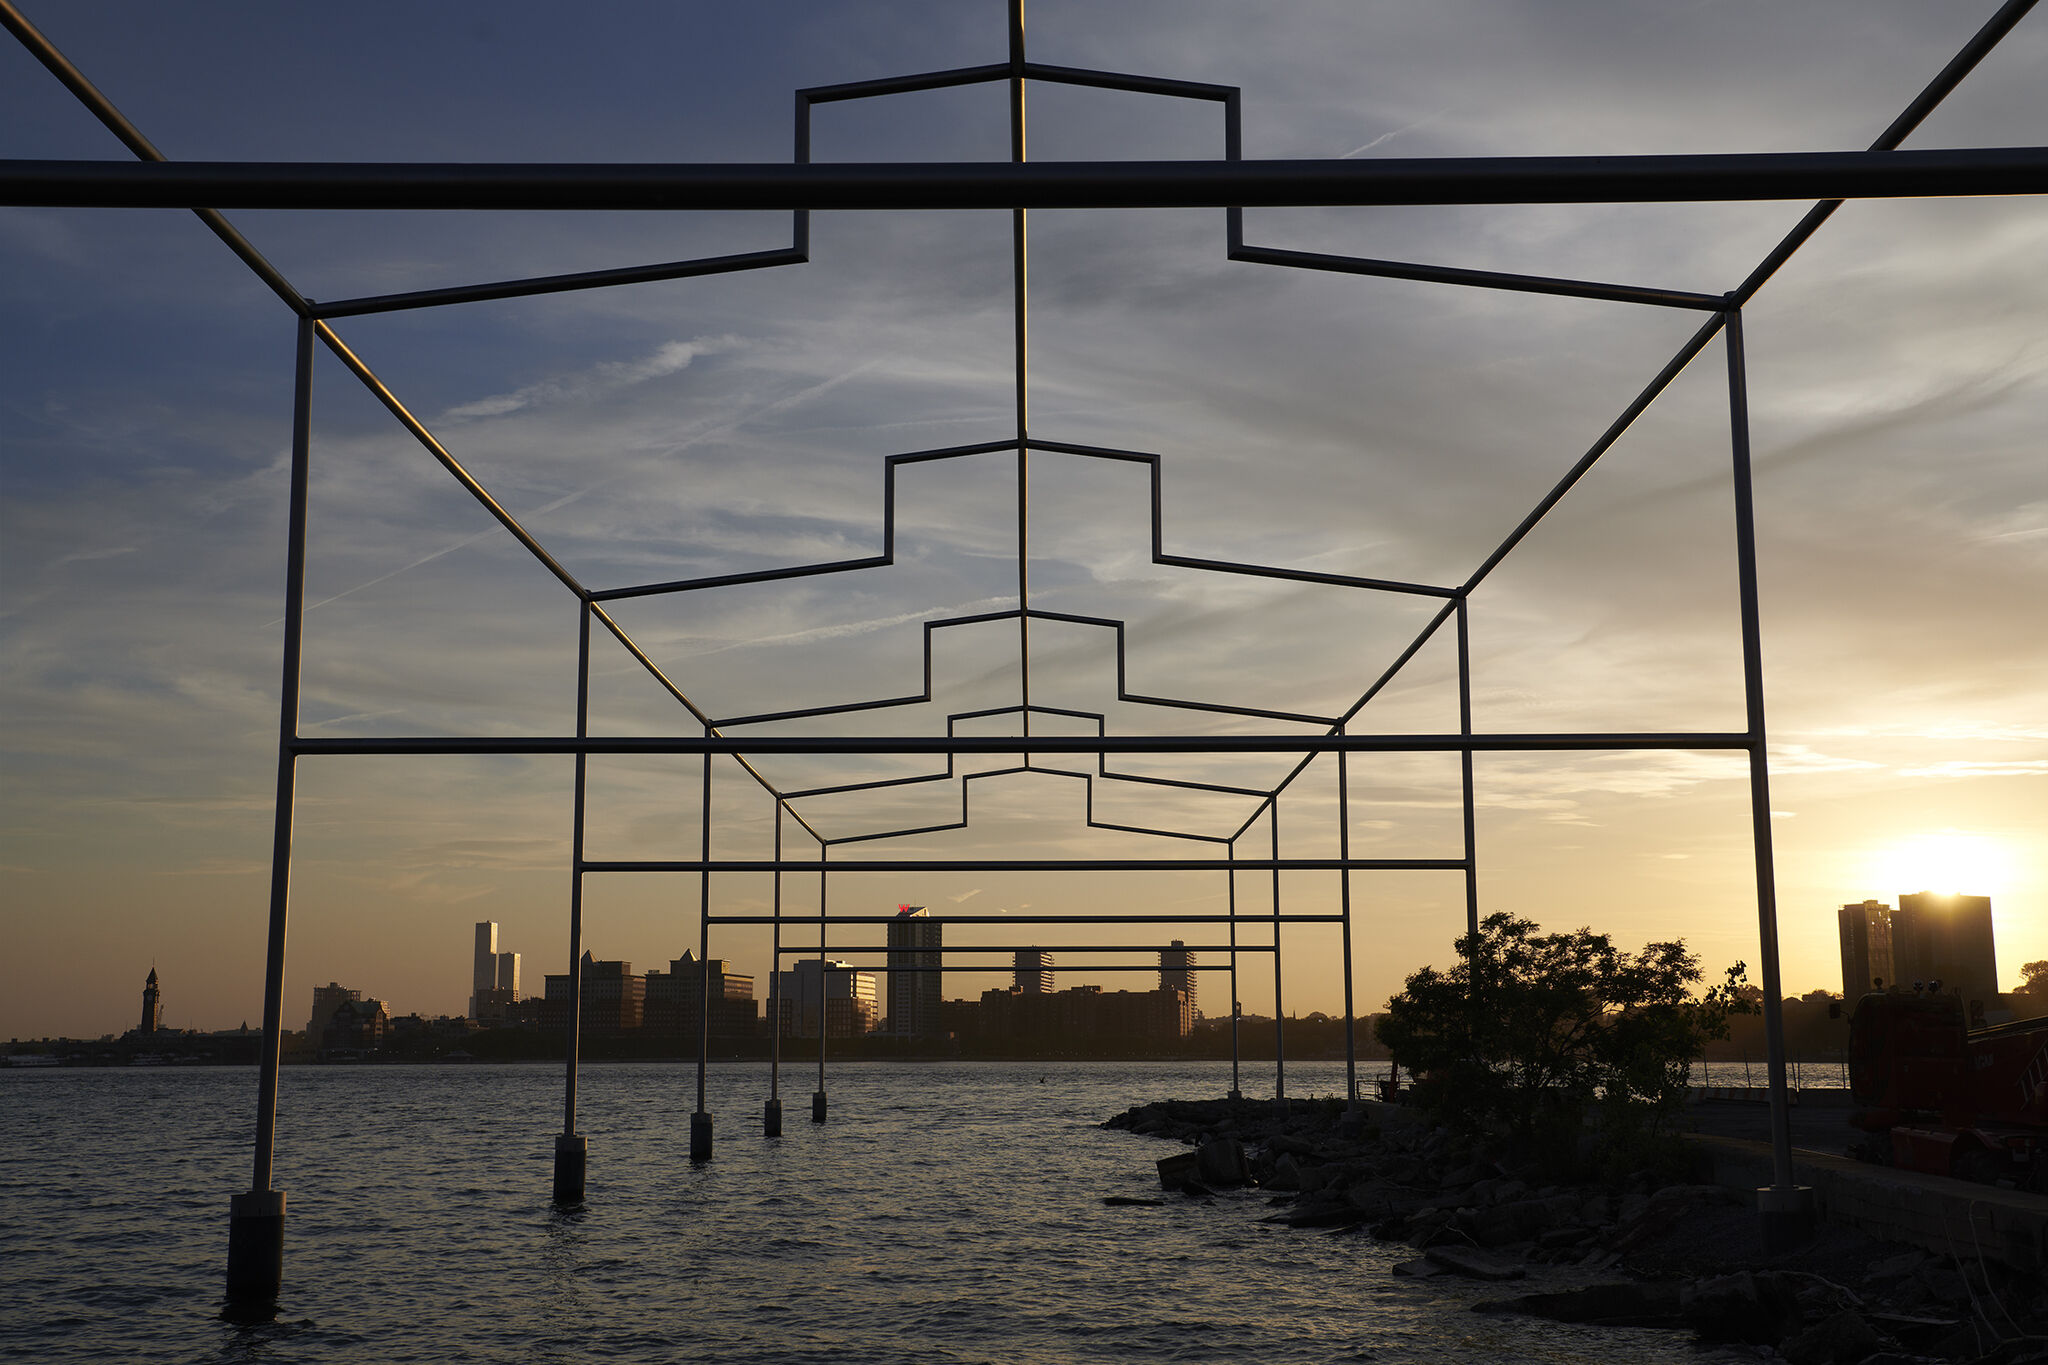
[3,1061,1770,1363]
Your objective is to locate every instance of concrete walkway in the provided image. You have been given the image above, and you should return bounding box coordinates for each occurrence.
[1687,1131,2048,1274]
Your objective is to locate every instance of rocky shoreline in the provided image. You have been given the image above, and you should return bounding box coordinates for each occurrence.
[1104,1096,2048,1365]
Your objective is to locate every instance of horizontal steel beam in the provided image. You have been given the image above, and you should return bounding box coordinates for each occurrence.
[710,914,1339,925]
[294,731,1750,756]
[765,944,1268,954]
[766,963,1238,972]
[5,148,2046,211]
[595,858,1459,872]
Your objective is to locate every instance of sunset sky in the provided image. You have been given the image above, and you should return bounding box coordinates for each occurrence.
[4,0,2044,1041]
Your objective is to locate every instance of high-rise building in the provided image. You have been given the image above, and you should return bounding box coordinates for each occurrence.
[1893,892,1999,1009]
[472,921,499,1019]
[308,981,361,1038]
[1838,900,1896,997]
[775,959,879,1037]
[1013,948,1053,995]
[1160,940,1196,1014]
[472,926,521,1024]
[139,966,162,1035]
[887,905,943,1038]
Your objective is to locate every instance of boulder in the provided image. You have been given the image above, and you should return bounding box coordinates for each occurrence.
[1266,1152,1302,1192]
[1610,1183,1739,1253]
[1282,1198,1368,1229]
[1424,1245,1527,1282]
[1681,1271,1803,1345]
[1155,1151,1200,1190]
[1391,1257,1444,1278]
[1195,1136,1252,1187]
[1460,1194,1583,1248]
[1471,1281,1684,1327]
[1779,1309,1884,1365]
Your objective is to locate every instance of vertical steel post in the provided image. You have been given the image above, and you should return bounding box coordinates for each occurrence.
[691,725,714,1161]
[1227,843,1241,1100]
[1724,306,1808,1247]
[1270,802,1287,1107]
[226,313,314,1303]
[1457,596,1479,937]
[1337,746,1359,1115]
[813,838,829,1123]
[1009,0,1032,755]
[765,803,783,1137]
[553,602,592,1202]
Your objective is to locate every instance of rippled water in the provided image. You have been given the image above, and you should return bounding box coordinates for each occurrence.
[3,1062,1746,1363]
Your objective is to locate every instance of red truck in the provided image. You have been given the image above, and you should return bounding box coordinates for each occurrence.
[1846,989,2048,1191]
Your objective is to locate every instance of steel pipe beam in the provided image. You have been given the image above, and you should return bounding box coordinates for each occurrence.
[590,859,1458,873]
[289,731,1751,756]
[6,148,2046,211]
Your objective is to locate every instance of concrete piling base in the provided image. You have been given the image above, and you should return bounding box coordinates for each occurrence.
[1337,1103,1366,1138]
[225,1188,285,1303]
[763,1097,782,1137]
[553,1133,588,1203]
[1227,1089,1243,1101]
[811,1090,828,1124]
[1758,1184,1816,1255]
[690,1111,713,1162]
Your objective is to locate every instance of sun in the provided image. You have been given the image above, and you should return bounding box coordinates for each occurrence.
[1868,829,2014,897]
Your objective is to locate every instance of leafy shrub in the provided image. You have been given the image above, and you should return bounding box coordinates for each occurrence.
[1374,912,1748,1176]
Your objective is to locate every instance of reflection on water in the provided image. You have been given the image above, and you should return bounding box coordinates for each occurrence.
[3,1062,1756,1363]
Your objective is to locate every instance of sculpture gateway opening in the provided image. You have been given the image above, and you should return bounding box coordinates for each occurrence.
[1,0,2039,1303]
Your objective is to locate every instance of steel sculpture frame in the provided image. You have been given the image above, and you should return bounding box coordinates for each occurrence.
[3,0,2041,1303]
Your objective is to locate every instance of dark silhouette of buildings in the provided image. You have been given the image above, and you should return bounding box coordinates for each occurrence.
[1836,893,2001,1013]
[1013,948,1052,994]
[542,953,643,1036]
[975,982,1191,1046]
[886,905,942,1038]
[1893,892,1999,1009]
[321,997,389,1052]
[1160,940,1195,1014]
[307,981,361,1039]
[775,959,879,1037]
[1838,899,1895,996]
[138,966,162,1035]
[644,951,758,1039]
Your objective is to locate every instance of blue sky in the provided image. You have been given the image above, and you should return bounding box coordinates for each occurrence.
[4,0,2045,1038]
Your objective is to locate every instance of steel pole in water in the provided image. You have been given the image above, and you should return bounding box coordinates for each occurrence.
[227,313,313,1302]
[1270,803,1286,1107]
[766,805,783,1137]
[692,726,714,1161]
[555,603,592,1202]
[814,839,829,1123]
[1228,846,1241,1100]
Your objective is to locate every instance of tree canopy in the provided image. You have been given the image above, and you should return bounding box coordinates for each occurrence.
[1374,912,1747,1174]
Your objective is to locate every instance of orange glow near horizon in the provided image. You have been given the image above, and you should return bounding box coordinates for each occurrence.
[1866,829,2015,900]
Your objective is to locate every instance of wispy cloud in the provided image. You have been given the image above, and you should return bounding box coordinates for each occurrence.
[1338,111,1443,158]
[440,336,748,423]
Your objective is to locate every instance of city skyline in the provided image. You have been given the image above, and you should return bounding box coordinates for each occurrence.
[4,1,2046,1041]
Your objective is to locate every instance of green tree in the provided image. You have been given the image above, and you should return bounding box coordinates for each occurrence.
[2017,961,2048,997]
[1375,913,1746,1174]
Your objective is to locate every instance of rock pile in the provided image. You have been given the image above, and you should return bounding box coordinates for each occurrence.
[1104,1096,2048,1365]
